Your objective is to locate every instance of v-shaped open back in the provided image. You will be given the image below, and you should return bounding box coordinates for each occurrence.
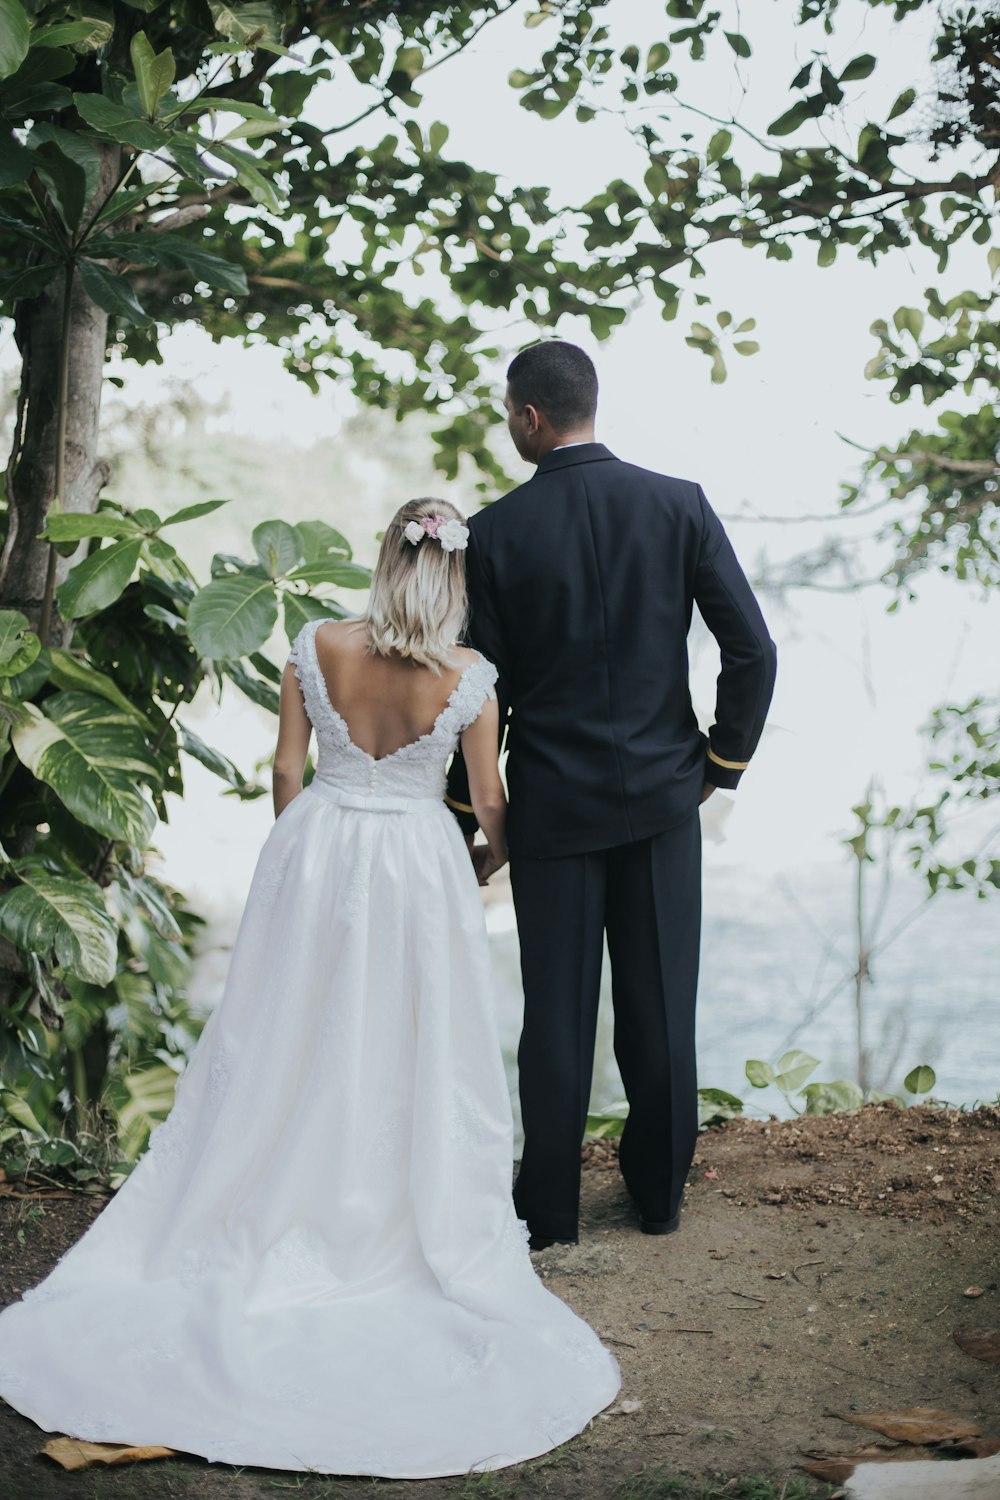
[288,618,498,802]
[309,621,476,764]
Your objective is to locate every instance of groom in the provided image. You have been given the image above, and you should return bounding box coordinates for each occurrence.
[445,341,776,1251]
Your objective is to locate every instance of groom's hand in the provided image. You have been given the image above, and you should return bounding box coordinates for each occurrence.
[699,782,717,804]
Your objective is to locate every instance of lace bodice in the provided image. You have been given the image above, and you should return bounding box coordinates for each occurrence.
[288,617,498,801]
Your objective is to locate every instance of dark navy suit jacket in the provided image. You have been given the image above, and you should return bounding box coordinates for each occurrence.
[445,443,777,859]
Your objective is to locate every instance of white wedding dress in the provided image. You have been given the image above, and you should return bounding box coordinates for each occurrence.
[0,617,620,1477]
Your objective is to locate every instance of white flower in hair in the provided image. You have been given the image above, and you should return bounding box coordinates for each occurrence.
[403,520,425,545]
[437,519,470,552]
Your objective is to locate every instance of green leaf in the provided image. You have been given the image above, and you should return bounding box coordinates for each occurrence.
[179,723,254,793]
[111,1063,179,1162]
[187,574,279,658]
[0,0,30,80]
[0,610,40,677]
[0,1087,47,1135]
[281,592,343,642]
[31,139,87,230]
[903,1064,936,1095]
[0,130,32,188]
[89,231,248,298]
[772,1050,820,1093]
[817,239,837,268]
[800,1079,864,1115]
[839,53,876,82]
[209,0,282,47]
[893,305,924,340]
[214,140,281,213]
[297,519,351,563]
[768,100,812,136]
[160,498,230,527]
[72,92,169,151]
[221,658,279,713]
[11,692,160,844]
[584,1099,629,1138]
[252,520,304,578]
[707,129,732,162]
[286,559,371,589]
[647,42,670,73]
[745,1059,774,1089]
[29,19,109,51]
[79,260,152,326]
[55,538,143,619]
[0,861,118,985]
[48,648,152,727]
[40,509,140,543]
[733,340,760,355]
[887,87,915,121]
[697,1086,744,1126]
[130,32,175,120]
[725,32,751,59]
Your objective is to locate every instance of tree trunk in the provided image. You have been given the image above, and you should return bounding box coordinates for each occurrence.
[0,143,120,644]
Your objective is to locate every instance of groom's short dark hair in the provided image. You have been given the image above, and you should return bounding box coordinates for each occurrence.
[506,341,598,432]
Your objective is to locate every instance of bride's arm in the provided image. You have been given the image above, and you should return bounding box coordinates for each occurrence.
[273,662,312,816]
[459,697,507,884]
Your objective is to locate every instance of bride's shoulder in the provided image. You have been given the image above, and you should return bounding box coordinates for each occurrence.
[451,645,497,677]
[312,617,366,652]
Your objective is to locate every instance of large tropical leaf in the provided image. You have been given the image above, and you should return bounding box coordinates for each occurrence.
[0,0,30,80]
[10,691,160,845]
[0,610,40,677]
[282,591,343,642]
[56,538,144,618]
[187,573,279,658]
[179,722,258,795]
[87,232,248,297]
[297,519,352,562]
[108,1062,179,1162]
[252,520,304,579]
[40,510,141,543]
[0,860,118,985]
[287,559,371,588]
[47,647,152,727]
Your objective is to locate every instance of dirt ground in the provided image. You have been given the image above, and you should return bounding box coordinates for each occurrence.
[1,1102,997,1500]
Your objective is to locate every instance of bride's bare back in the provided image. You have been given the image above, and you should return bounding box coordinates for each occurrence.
[312,620,479,761]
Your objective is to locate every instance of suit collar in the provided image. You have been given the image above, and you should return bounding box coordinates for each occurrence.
[533,441,615,476]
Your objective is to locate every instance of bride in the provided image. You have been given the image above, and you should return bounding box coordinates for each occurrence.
[0,497,621,1477]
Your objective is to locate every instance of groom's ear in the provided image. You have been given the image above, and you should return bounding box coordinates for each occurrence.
[523,402,542,434]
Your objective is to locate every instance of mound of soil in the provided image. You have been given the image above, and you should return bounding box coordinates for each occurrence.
[583,1100,1000,1224]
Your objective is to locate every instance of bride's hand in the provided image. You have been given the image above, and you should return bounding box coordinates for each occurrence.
[472,844,506,885]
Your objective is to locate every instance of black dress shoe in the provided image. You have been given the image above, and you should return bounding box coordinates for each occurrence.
[528,1234,578,1253]
[639,1208,681,1235]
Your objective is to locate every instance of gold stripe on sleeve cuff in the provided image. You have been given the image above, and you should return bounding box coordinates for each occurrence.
[444,795,475,814]
[707,747,750,771]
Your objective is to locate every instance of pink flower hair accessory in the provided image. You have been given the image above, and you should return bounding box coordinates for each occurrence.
[402,515,469,552]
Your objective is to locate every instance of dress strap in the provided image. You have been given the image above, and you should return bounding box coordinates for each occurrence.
[444,654,499,736]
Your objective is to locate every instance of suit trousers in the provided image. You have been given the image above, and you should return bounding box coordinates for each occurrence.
[509,810,702,1240]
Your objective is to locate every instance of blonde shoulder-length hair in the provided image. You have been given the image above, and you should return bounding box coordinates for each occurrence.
[363,497,469,673]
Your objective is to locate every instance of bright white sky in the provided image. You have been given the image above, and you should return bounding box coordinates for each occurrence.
[2,0,995,889]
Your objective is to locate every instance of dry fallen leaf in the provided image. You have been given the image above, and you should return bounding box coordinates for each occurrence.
[834,1407,982,1445]
[963,1285,985,1298]
[953,1328,1000,1364]
[619,1399,642,1414]
[42,1437,178,1471]
[765,1270,787,1280]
